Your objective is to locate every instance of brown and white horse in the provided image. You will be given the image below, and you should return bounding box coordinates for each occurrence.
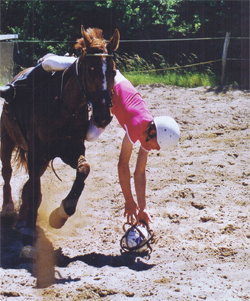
[0,27,119,250]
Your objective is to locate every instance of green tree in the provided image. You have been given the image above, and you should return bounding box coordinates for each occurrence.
[0,0,245,84]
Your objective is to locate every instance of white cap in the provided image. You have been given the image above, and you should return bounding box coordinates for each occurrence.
[154,116,180,150]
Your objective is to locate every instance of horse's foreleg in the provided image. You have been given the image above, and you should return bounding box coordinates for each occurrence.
[0,121,15,215]
[49,155,90,229]
[62,156,90,215]
[22,176,41,246]
[16,178,42,230]
[21,156,48,246]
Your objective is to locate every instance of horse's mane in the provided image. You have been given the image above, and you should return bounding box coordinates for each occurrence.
[86,28,103,40]
[74,27,107,53]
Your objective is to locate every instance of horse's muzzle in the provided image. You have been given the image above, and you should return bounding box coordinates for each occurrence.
[89,90,113,128]
[93,114,113,128]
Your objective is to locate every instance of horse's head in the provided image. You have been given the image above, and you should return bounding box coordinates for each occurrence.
[75,27,120,128]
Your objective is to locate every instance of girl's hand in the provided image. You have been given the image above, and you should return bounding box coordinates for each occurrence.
[124,200,139,225]
[137,208,153,229]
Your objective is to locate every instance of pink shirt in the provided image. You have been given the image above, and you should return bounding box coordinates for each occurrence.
[112,80,153,151]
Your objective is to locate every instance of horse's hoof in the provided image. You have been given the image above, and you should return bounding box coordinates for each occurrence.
[49,208,68,229]
[1,203,15,216]
[15,220,26,234]
[19,245,37,260]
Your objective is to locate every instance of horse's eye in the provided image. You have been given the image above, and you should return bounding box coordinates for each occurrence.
[88,66,95,75]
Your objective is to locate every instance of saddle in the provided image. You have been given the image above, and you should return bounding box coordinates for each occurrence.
[0,66,62,150]
[0,67,34,103]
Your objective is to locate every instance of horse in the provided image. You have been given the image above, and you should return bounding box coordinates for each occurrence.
[0,27,120,250]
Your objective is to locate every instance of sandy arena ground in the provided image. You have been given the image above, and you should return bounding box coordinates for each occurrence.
[0,84,250,300]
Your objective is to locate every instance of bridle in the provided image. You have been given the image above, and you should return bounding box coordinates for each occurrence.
[75,53,114,111]
[59,52,114,122]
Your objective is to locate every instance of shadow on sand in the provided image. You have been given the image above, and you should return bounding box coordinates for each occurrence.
[1,213,155,288]
[205,84,250,94]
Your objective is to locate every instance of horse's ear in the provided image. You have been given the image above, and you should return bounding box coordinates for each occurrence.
[81,25,91,49]
[107,29,120,53]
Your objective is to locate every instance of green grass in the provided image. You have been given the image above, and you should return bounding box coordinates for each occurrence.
[124,71,218,88]
[116,52,219,88]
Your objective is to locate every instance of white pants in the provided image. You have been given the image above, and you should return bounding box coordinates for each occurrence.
[40,54,77,72]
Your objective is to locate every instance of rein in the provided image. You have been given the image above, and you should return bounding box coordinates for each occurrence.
[75,57,88,102]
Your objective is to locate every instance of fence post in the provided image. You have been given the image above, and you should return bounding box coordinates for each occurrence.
[221,32,230,86]
[240,1,250,89]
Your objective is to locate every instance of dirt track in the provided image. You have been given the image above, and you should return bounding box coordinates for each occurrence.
[1,84,250,300]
